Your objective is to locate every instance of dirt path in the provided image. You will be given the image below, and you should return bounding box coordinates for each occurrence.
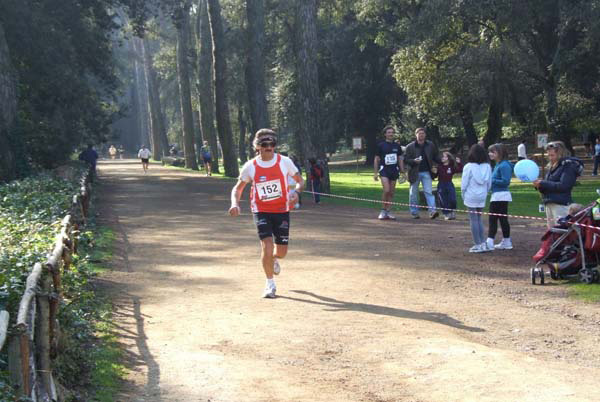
[96,160,600,402]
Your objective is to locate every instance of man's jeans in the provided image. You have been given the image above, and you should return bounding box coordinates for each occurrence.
[409,172,436,215]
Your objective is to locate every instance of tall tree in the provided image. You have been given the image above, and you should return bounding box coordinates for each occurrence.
[207,0,239,177]
[196,0,220,173]
[141,38,169,159]
[294,0,328,190]
[245,0,270,133]
[174,1,199,170]
[0,22,16,181]
[237,103,248,163]
[132,37,152,149]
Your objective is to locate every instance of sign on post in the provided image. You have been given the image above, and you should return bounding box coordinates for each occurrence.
[537,133,548,149]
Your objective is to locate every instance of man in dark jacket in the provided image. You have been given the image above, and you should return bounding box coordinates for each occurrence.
[78,144,99,172]
[404,127,441,219]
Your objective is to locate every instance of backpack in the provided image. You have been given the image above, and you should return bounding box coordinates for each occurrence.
[564,157,584,177]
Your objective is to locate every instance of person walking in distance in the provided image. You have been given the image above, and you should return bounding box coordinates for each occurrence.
[517,140,527,160]
[309,158,324,204]
[200,140,212,176]
[374,126,404,220]
[404,127,441,219]
[229,129,303,298]
[137,145,151,173]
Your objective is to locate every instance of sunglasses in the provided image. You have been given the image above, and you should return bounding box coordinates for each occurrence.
[546,142,560,149]
[259,140,276,148]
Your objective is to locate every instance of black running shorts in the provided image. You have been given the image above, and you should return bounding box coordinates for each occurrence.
[379,166,400,181]
[253,212,290,245]
[141,158,149,164]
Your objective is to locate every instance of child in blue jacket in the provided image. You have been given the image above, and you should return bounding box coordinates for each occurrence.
[486,143,514,250]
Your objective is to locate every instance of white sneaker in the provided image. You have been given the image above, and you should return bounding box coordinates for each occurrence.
[495,238,513,250]
[486,238,495,251]
[386,212,396,220]
[262,283,276,298]
[469,244,483,253]
[378,210,387,220]
[273,258,281,275]
[480,242,493,252]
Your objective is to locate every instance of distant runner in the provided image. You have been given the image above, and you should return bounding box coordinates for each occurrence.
[374,126,404,220]
[137,145,151,173]
[229,129,303,298]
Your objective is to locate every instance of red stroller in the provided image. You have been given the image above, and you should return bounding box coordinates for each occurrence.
[531,202,600,285]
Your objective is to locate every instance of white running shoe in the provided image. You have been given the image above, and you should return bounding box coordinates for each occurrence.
[273,258,281,275]
[469,244,483,253]
[480,242,493,252]
[494,238,513,250]
[378,210,388,220]
[262,283,276,298]
[486,238,495,251]
[387,212,396,220]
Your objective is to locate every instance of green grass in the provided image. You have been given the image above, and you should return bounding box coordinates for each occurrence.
[90,317,126,402]
[568,281,600,302]
[326,163,600,218]
[87,226,116,273]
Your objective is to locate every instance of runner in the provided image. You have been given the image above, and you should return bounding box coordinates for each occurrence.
[137,145,151,174]
[228,129,303,298]
[200,140,212,176]
[373,126,404,220]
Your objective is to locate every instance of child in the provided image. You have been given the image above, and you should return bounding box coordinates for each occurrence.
[437,152,462,220]
[486,143,514,250]
[309,158,324,204]
[461,144,492,253]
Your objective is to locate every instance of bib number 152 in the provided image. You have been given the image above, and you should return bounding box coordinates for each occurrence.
[256,179,282,201]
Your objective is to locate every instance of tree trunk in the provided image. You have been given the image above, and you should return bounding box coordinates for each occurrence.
[207,0,239,177]
[197,0,220,173]
[484,76,504,146]
[544,80,572,151]
[294,0,329,192]
[0,22,17,182]
[141,38,168,160]
[175,1,199,170]
[459,105,478,147]
[238,104,248,163]
[245,0,270,134]
[132,38,151,150]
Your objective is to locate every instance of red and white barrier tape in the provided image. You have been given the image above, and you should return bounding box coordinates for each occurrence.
[302,190,600,230]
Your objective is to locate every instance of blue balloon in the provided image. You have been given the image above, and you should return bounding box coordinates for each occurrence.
[514,159,540,182]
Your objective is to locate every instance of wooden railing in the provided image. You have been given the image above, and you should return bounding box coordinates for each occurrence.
[1,169,91,400]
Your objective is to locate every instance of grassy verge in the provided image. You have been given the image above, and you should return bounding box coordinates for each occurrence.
[81,222,125,401]
[568,281,600,302]
[326,163,600,218]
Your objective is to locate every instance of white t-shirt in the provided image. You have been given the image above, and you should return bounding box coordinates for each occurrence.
[490,191,512,202]
[517,143,526,159]
[239,154,299,183]
[138,148,151,159]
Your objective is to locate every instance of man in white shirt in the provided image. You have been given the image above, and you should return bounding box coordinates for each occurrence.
[517,140,527,160]
[137,145,152,173]
[229,129,303,298]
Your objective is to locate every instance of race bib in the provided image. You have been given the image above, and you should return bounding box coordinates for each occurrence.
[256,179,283,201]
[384,153,398,165]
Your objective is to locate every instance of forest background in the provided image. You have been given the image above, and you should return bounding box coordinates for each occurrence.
[2,0,600,187]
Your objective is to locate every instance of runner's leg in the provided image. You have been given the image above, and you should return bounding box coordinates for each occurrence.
[381,176,392,211]
[260,237,275,279]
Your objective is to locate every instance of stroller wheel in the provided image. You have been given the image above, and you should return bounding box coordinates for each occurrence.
[579,269,594,284]
[550,269,558,280]
[540,269,545,285]
[530,268,537,285]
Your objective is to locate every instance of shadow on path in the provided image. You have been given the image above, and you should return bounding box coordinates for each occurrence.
[279,290,485,333]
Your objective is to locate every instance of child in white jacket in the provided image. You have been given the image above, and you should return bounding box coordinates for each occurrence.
[461,144,492,253]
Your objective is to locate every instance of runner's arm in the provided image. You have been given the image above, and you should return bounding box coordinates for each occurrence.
[374,156,380,180]
[229,179,248,216]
